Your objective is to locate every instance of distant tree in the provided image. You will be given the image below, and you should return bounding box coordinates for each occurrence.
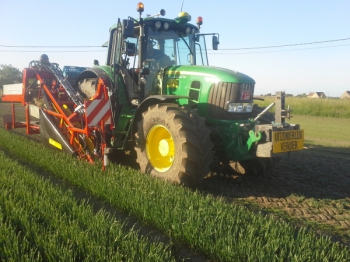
[0,64,22,89]
[265,93,272,96]
[286,93,293,97]
[296,93,307,98]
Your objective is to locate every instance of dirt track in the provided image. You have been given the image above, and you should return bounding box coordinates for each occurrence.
[1,102,349,246]
[202,148,350,245]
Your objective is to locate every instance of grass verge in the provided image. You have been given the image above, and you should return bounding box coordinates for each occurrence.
[254,96,350,118]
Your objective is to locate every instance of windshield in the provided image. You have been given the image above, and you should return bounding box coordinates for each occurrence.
[147,27,195,66]
[115,25,209,68]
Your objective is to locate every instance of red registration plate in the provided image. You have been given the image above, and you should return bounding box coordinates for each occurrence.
[240,91,251,100]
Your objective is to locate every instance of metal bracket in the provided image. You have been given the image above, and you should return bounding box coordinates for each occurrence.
[274,91,293,127]
[230,130,262,160]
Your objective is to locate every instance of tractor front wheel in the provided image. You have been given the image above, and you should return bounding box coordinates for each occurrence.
[135,103,213,187]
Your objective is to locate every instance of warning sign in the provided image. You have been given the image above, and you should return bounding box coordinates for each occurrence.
[272,130,304,153]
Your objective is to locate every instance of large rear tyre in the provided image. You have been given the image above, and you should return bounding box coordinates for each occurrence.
[135,103,213,187]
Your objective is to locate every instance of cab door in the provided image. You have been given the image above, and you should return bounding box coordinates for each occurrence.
[108,20,140,104]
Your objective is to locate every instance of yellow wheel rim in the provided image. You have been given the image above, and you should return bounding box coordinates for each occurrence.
[146,125,175,172]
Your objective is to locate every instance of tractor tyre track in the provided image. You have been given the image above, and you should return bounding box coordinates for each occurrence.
[202,149,350,246]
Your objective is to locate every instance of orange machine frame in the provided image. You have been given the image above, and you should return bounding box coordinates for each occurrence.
[3,66,112,167]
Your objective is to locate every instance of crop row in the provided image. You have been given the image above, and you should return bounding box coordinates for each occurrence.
[0,151,175,261]
[0,128,349,261]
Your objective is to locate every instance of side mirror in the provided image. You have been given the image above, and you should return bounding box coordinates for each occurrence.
[122,19,134,37]
[212,35,219,50]
[124,42,136,56]
[195,35,200,42]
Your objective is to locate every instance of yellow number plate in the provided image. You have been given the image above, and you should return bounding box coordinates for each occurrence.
[272,130,304,153]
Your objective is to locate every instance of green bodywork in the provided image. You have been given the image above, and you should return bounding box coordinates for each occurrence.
[162,65,255,114]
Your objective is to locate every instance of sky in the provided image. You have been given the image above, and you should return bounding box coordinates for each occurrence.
[0,0,349,97]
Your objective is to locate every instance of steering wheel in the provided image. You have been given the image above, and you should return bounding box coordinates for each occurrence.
[146,54,173,71]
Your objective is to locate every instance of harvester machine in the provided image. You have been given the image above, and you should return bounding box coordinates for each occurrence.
[2,3,304,186]
[2,61,111,166]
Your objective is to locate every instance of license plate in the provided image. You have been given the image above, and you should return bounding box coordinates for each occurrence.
[272,130,304,153]
[240,91,251,100]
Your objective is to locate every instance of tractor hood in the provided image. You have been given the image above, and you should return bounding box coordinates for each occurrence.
[162,65,255,107]
[164,65,255,85]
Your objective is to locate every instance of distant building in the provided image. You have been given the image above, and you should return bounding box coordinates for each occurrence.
[307,92,326,98]
[340,91,350,99]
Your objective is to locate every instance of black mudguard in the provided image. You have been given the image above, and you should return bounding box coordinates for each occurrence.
[132,95,190,137]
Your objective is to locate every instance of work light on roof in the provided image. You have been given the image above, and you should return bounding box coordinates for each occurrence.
[155,21,161,29]
[164,22,169,30]
[196,16,203,29]
[137,2,144,13]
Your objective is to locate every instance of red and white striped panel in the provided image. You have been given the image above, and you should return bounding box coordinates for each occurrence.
[85,99,111,127]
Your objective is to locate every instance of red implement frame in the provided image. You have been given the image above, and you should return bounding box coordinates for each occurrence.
[3,67,112,167]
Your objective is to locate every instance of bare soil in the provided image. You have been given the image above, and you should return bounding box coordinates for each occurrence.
[202,148,350,245]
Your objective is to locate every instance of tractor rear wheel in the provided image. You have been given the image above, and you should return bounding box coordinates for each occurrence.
[135,103,213,187]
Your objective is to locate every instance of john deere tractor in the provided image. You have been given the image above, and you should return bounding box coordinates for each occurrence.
[74,3,303,186]
[5,3,303,187]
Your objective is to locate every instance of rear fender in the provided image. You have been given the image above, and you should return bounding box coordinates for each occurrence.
[75,68,112,91]
[132,95,189,139]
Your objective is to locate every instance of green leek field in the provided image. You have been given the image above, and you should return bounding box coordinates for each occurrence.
[0,124,349,261]
[0,98,349,261]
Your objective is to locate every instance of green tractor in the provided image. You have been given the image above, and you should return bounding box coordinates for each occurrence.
[73,3,304,186]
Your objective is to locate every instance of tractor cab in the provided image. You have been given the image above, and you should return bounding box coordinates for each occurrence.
[106,3,219,105]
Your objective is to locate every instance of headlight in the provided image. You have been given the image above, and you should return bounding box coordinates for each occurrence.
[227,102,253,113]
